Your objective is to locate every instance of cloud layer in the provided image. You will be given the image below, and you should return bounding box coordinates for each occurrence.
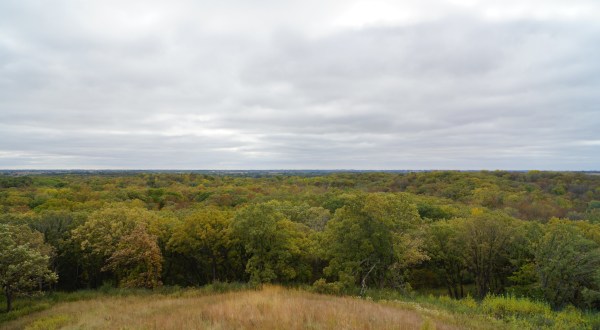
[1,0,599,169]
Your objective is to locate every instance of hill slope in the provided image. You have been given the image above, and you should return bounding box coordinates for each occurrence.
[3,287,472,330]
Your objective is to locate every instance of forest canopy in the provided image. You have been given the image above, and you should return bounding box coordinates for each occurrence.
[1,170,600,312]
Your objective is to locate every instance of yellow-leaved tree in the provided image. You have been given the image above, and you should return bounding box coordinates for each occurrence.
[70,205,163,288]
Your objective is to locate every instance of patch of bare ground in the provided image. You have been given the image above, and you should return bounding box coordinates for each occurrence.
[2,286,462,330]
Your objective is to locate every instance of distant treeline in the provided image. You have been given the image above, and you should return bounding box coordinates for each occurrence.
[1,171,600,312]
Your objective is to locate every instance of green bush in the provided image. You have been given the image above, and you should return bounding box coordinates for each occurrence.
[553,306,588,330]
[459,294,478,309]
[482,294,551,319]
[312,279,344,295]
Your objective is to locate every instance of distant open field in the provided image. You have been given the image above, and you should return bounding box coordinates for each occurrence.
[2,286,486,330]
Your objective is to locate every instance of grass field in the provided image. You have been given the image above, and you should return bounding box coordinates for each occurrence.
[1,286,499,330]
[2,285,598,329]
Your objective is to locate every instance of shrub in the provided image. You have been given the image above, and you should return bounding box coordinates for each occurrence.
[481,294,551,319]
[553,306,588,330]
[459,294,478,309]
[480,294,568,328]
[312,279,344,295]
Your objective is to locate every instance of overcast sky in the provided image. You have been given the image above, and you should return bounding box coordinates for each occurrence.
[1,0,599,170]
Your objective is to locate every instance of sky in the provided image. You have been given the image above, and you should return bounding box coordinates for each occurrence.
[0,0,599,170]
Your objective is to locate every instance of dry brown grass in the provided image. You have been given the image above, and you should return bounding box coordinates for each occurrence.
[2,286,461,330]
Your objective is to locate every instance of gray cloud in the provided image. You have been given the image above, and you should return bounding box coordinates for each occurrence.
[0,0,599,169]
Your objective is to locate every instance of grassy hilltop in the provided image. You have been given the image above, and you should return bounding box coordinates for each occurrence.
[2,285,597,329]
[0,286,505,330]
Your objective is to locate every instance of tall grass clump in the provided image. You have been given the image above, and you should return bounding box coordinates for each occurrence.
[0,303,51,324]
[0,282,256,325]
[481,294,551,319]
[362,287,598,329]
[552,306,589,330]
[24,314,71,330]
[481,294,593,329]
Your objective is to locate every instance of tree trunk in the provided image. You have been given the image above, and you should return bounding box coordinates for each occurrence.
[360,263,378,297]
[5,288,12,313]
[445,280,453,298]
[212,256,217,283]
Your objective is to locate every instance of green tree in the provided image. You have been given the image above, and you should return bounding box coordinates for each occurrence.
[535,219,600,308]
[424,220,467,298]
[460,210,521,298]
[322,193,426,293]
[271,201,331,231]
[167,208,237,284]
[232,202,311,284]
[505,221,544,298]
[28,210,87,290]
[0,224,58,312]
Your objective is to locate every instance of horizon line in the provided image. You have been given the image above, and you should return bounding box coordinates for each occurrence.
[1,169,599,172]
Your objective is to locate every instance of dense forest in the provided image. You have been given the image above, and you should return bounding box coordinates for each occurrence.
[2,171,600,315]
